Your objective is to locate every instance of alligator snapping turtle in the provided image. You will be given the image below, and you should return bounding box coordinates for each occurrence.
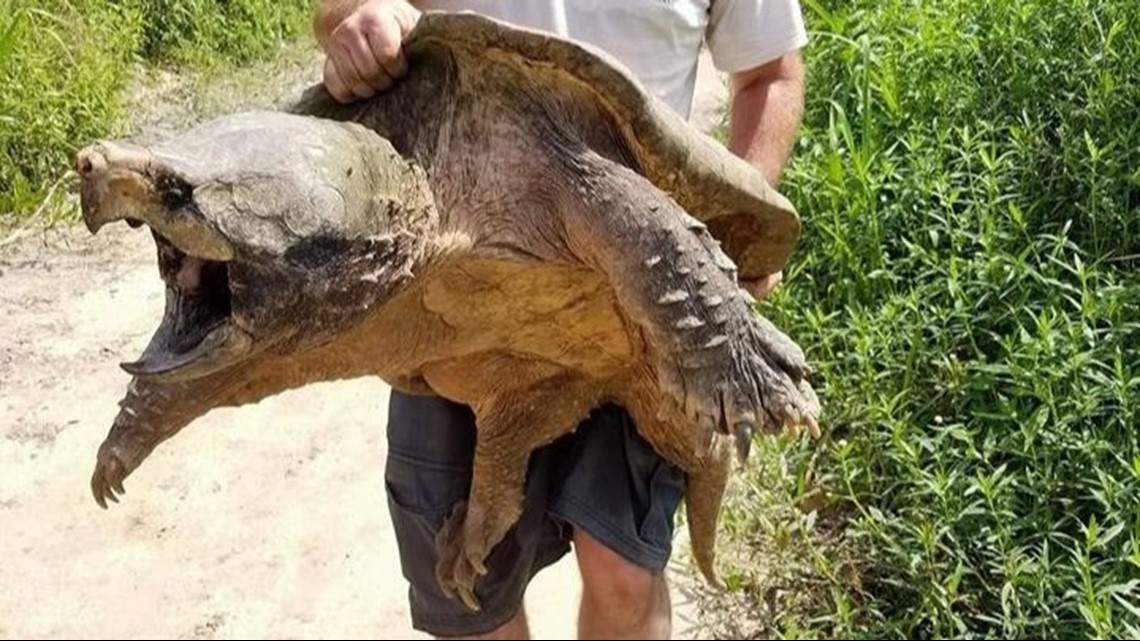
[74,11,821,611]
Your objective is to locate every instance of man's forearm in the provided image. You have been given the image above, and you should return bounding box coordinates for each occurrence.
[726,52,805,186]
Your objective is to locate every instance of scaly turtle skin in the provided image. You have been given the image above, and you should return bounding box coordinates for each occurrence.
[74,11,821,613]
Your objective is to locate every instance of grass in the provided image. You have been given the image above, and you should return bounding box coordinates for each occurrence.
[0,0,315,222]
[132,0,317,67]
[0,0,141,217]
[704,0,1140,638]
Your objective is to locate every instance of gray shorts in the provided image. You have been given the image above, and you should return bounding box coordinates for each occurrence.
[383,389,686,637]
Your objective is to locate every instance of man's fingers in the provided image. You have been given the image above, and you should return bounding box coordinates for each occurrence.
[388,3,422,77]
[368,25,408,81]
[319,0,422,102]
[336,36,380,99]
[328,37,370,100]
[743,271,784,299]
[323,57,353,103]
[359,10,407,85]
[347,30,393,93]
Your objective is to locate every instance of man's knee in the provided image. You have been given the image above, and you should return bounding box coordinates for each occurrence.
[573,526,666,611]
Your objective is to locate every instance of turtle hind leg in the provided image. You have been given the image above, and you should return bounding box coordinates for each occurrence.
[559,152,821,453]
[431,372,601,612]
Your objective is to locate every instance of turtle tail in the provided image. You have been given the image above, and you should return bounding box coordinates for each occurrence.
[684,434,734,589]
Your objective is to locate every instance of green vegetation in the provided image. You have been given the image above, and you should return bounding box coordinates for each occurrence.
[0,0,314,217]
[133,0,316,66]
[710,0,1140,638]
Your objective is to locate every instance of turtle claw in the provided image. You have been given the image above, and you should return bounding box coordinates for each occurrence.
[658,302,821,457]
[458,586,481,613]
[91,454,127,509]
[471,556,488,576]
[434,500,493,613]
[733,422,753,463]
[807,415,821,440]
[439,551,483,613]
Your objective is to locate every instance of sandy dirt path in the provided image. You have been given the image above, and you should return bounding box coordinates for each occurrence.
[0,51,727,640]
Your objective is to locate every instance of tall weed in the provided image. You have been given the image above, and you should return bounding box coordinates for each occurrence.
[132,0,314,67]
[0,0,141,213]
[714,0,1140,638]
[0,0,314,218]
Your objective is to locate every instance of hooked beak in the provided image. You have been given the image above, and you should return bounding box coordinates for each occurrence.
[74,141,234,262]
[75,140,252,382]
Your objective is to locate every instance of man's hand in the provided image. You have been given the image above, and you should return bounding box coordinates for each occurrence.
[725,50,805,301]
[314,0,421,103]
[742,271,783,299]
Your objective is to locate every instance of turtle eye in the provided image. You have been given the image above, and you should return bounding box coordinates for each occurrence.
[156,174,194,211]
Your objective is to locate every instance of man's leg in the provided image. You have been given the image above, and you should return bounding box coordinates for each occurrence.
[574,528,672,640]
[548,404,686,641]
[384,389,572,639]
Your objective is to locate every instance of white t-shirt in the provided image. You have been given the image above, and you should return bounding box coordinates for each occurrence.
[414,0,808,119]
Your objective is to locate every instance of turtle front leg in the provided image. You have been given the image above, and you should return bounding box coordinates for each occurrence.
[91,377,215,507]
[561,153,821,457]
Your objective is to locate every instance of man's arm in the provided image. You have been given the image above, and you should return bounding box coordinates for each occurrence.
[726,51,805,187]
[723,51,805,297]
[313,0,421,103]
[702,0,809,298]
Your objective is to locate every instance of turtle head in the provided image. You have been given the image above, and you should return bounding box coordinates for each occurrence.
[75,111,436,384]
